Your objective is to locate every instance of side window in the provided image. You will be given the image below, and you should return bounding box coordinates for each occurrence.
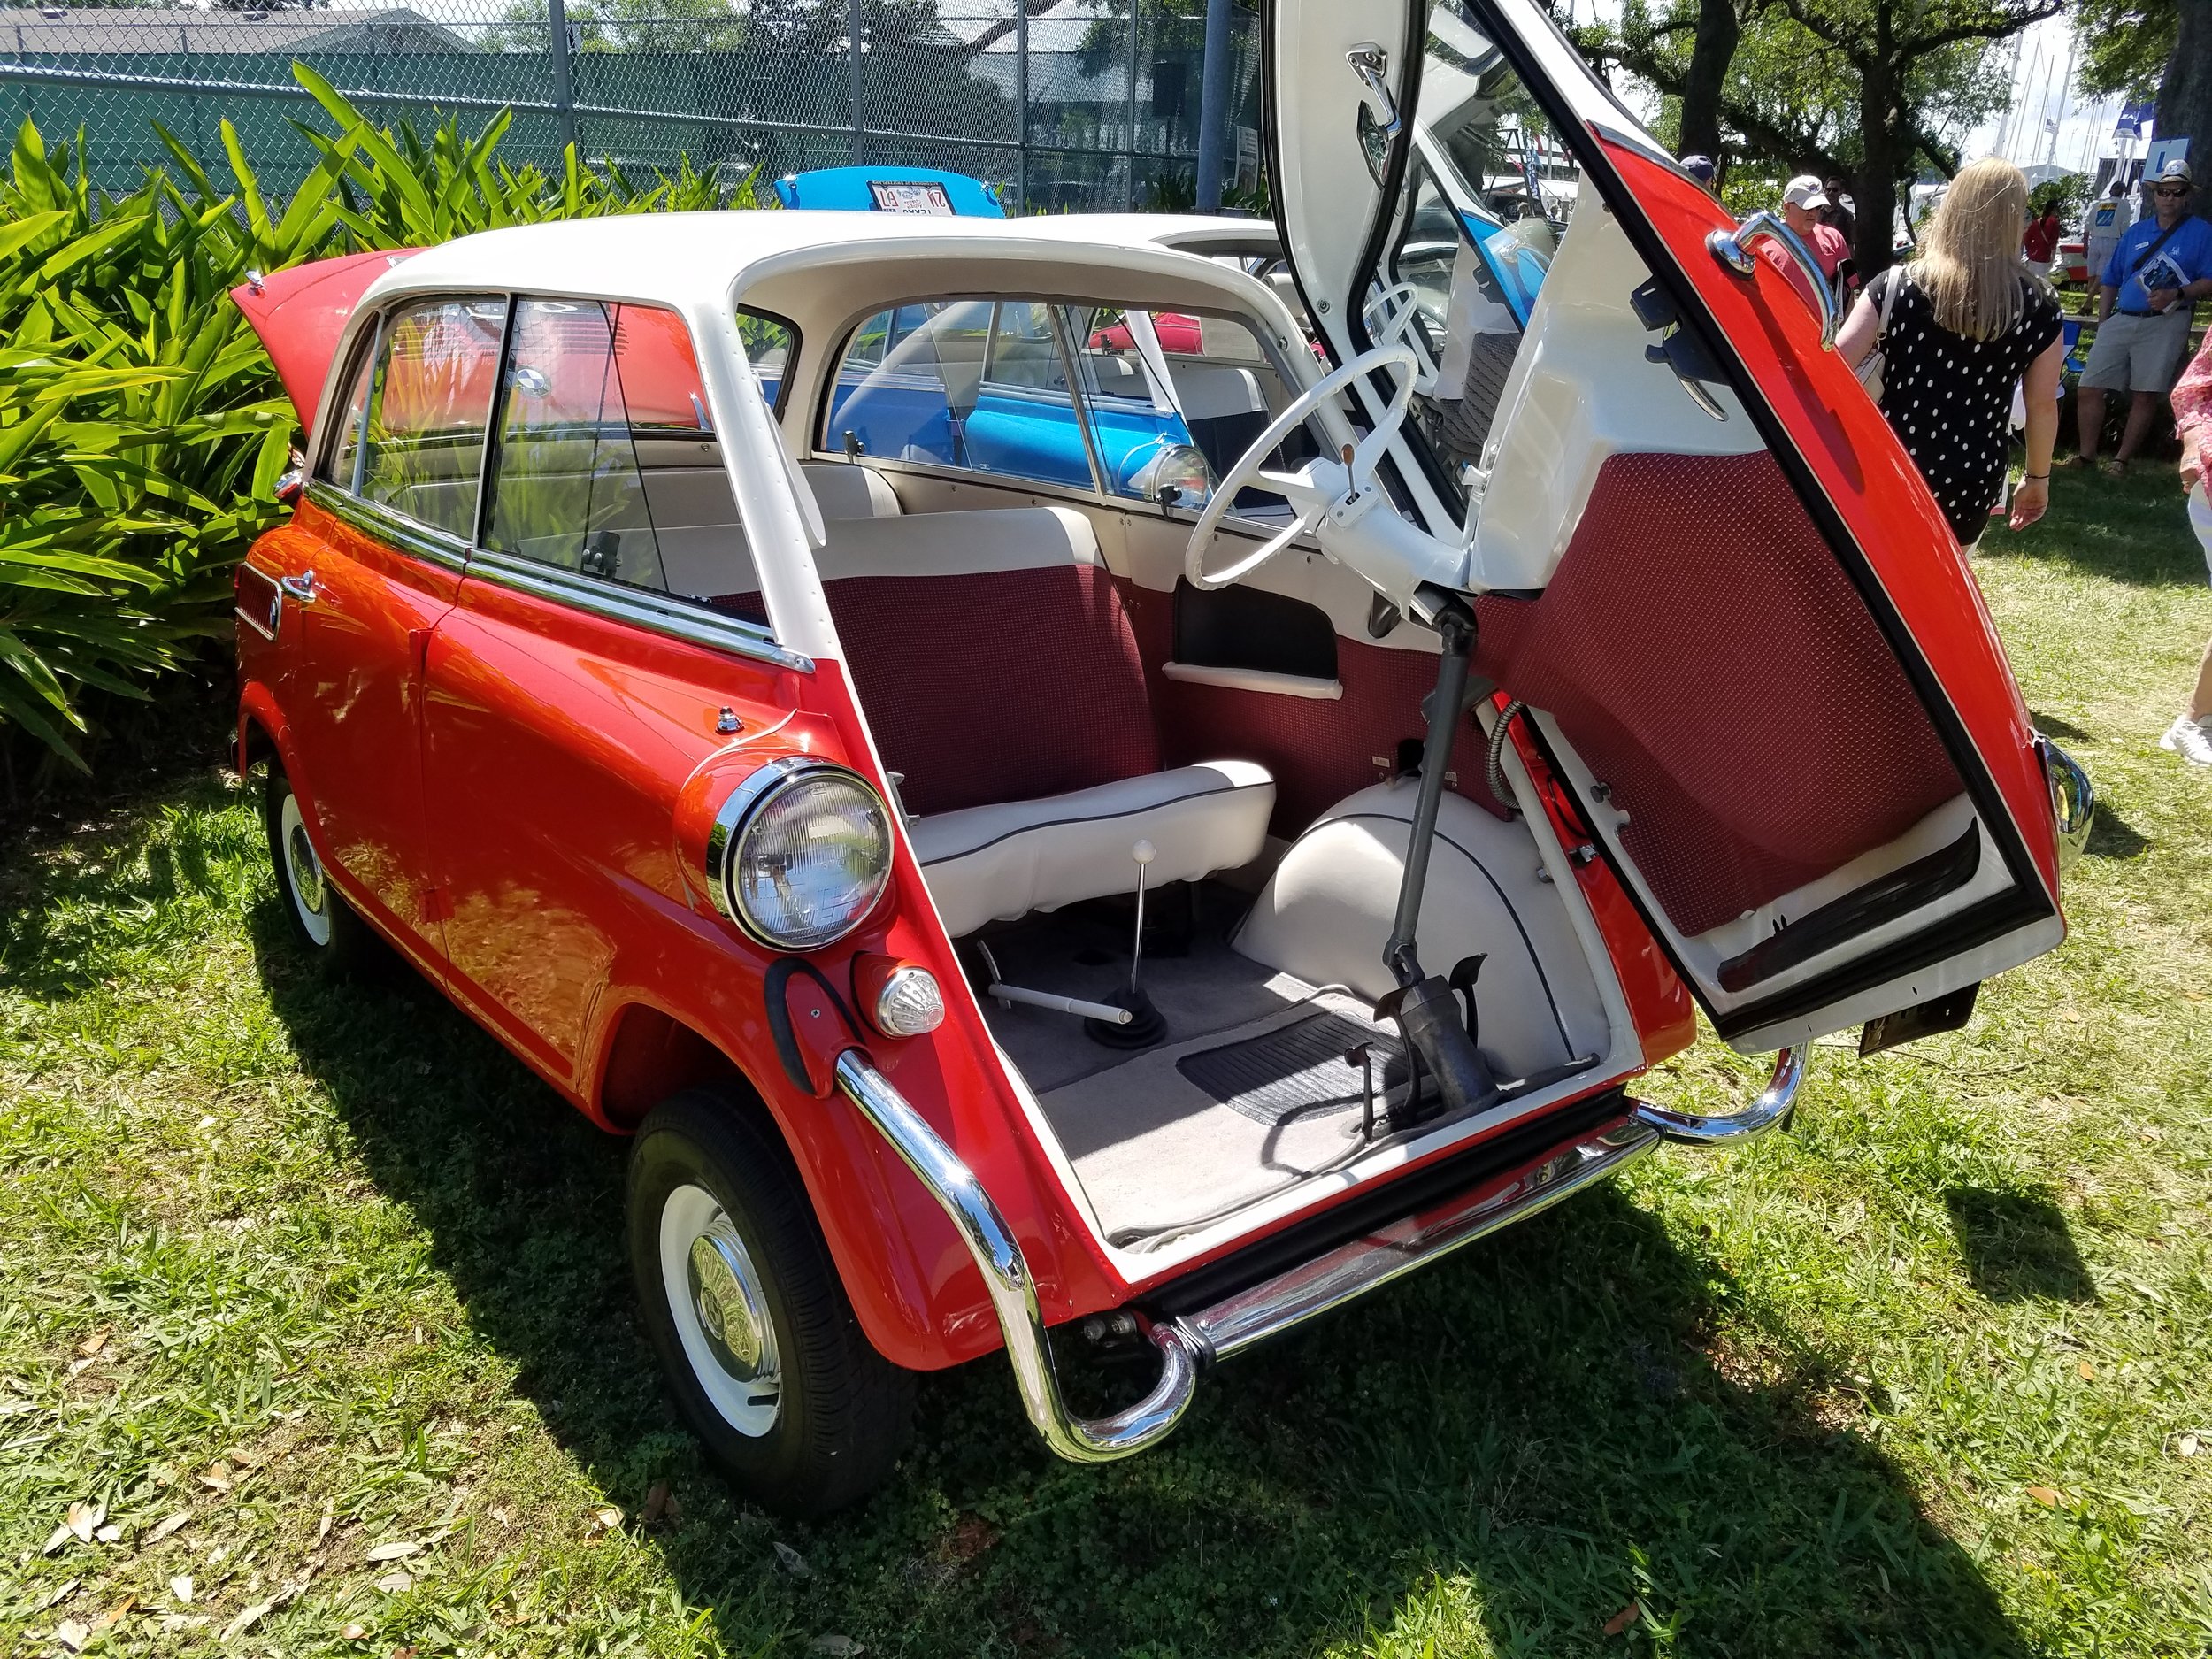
[969,302,1089,488]
[358,296,505,540]
[1069,307,1310,516]
[737,309,796,416]
[824,301,975,467]
[482,296,672,593]
[319,326,378,489]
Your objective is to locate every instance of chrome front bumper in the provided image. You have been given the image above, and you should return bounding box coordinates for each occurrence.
[834,1044,1804,1463]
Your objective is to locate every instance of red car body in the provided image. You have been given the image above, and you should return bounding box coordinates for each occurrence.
[228,0,2090,1513]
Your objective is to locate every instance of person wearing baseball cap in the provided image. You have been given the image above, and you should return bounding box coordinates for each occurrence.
[1757,174,1851,310]
[2075,158,2212,474]
[1679,153,1718,196]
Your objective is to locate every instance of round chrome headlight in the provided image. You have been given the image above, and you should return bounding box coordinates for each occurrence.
[1125,440,1217,509]
[709,758,892,949]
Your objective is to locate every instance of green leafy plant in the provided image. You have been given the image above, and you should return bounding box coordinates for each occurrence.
[0,71,753,781]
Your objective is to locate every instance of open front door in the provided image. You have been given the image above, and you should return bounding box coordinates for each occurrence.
[1263,0,2068,1054]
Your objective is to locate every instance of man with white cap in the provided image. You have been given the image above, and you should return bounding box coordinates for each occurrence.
[1758,174,1852,311]
[2075,158,2212,474]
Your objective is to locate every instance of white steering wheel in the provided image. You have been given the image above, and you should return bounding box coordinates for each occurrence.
[1361,281,1441,395]
[1184,341,1421,592]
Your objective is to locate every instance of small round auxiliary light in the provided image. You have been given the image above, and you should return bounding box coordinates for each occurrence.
[855,955,946,1039]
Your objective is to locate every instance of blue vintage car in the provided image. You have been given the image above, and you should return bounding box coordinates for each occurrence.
[818,301,1216,503]
[771,165,1007,218]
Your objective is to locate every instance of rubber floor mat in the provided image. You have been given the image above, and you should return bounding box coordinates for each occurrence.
[1175,1011,1402,1127]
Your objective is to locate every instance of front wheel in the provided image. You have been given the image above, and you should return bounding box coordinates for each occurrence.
[628,1087,914,1516]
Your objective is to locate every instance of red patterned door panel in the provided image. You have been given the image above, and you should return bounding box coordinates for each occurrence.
[1471,450,1962,938]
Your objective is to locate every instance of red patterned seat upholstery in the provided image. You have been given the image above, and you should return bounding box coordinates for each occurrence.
[718,503,1275,936]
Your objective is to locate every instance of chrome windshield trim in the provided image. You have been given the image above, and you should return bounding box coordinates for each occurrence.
[833,1049,1197,1463]
[464,548,815,674]
[1176,1118,1661,1362]
[1629,1045,1806,1146]
[303,480,468,571]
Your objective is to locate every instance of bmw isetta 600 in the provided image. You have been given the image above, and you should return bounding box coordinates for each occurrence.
[230,0,2092,1515]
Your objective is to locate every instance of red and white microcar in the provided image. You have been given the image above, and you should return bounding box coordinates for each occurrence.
[232,0,2093,1515]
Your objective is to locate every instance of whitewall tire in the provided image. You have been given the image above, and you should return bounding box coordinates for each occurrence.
[627,1087,913,1516]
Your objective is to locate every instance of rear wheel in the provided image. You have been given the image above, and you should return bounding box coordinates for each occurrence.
[264,765,374,973]
[628,1087,913,1516]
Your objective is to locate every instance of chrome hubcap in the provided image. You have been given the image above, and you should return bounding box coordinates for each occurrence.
[288,821,326,916]
[688,1225,766,1379]
[660,1184,781,1435]
[278,791,333,949]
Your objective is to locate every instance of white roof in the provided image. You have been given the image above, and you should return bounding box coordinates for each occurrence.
[363,209,1279,315]
[1032,213,1282,254]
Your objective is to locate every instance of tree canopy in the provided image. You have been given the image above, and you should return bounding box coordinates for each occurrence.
[1582,0,2053,271]
[2070,0,2177,103]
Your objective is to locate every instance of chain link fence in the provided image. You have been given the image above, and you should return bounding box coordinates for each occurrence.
[1,0,1263,211]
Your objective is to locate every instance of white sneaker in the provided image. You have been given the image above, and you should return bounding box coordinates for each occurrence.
[2160,715,2212,766]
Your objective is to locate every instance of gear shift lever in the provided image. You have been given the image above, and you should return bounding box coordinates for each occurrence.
[1086,838,1169,1048]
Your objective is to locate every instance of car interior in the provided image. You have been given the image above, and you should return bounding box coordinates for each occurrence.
[429,268,1627,1259]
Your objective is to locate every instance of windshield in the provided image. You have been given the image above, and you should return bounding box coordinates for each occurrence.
[1363,2,1585,481]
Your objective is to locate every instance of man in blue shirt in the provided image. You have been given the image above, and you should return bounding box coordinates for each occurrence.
[2075,160,2212,474]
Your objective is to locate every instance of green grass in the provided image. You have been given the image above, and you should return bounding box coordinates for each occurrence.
[3,469,2210,1658]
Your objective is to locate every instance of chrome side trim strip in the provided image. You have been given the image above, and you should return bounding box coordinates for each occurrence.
[833,1050,1197,1462]
[1629,1044,1806,1146]
[1176,1119,1661,1362]
[465,548,816,674]
[304,480,467,572]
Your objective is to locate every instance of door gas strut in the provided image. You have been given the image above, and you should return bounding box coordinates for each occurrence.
[1374,586,1502,1122]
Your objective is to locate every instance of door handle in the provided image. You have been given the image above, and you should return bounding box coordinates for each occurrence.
[279,570,319,604]
[1707,211,1841,349]
[1346,44,1402,140]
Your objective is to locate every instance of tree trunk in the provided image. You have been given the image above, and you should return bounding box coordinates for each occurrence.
[2157,0,2211,219]
[1676,0,1741,160]
[1854,70,1901,277]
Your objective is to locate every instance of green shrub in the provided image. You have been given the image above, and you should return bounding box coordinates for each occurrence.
[0,69,750,779]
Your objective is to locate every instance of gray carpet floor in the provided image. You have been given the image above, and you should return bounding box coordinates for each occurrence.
[972,895,1402,1249]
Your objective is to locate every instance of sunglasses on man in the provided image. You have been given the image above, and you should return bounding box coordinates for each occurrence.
[2153,185,2192,198]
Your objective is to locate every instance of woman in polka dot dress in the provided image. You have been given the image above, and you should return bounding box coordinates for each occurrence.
[1837,157,2066,546]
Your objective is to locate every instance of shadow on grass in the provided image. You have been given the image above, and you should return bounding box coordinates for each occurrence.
[1946,1187,2096,1303]
[231,878,2039,1659]
[2001,470,2205,588]
[2085,801,2151,860]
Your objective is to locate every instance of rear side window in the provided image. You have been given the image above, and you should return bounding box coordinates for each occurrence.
[738,309,796,415]
[319,328,378,489]
[358,296,506,540]
[482,297,672,590]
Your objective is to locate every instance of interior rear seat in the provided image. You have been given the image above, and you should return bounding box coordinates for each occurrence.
[714,496,1274,938]
[643,455,901,598]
